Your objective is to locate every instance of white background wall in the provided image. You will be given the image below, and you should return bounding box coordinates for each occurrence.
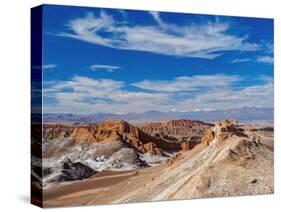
[0,0,280,211]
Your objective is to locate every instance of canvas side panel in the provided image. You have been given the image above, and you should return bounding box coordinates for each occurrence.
[31,5,43,208]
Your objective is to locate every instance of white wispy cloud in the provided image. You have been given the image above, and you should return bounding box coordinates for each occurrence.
[43,64,57,69]
[44,76,170,113]
[56,11,260,59]
[231,58,251,63]
[43,74,273,114]
[48,76,124,98]
[90,64,121,72]
[257,56,274,64]
[149,11,166,28]
[33,64,57,70]
[131,74,241,92]
[192,84,272,111]
[257,75,273,83]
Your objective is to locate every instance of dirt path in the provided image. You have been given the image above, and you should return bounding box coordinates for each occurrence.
[44,170,135,202]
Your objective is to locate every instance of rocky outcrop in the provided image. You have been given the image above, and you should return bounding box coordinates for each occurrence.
[142,119,212,136]
[202,129,215,147]
[141,119,213,151]
[142,142,162,154]
[58,158,97,182]
[94,120,178,153]
[108,148,149,169]
[212,119,248,147]
[162,119,211,128]
[43,120,193,154]
[141,119,212,148]
[70,127,98,144]
[201,119,248,148]
[43,124,75,140]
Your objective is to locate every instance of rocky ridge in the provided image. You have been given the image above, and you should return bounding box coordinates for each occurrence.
[105,119,274,202]
[141,119,212,150]
[39,119,212,186]
[43,120,206,154]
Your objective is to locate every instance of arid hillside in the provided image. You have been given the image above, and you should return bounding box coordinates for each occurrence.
[41,119,274,207]
[31,119,211,190]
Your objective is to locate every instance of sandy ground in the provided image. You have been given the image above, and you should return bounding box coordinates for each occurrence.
[43,125,274,208]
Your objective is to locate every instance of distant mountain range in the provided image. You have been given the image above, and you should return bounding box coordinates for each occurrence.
[34,107,273,123]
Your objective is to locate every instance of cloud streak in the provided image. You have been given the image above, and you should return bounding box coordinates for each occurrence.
[33,64,57,70]
[132,74,241,92]
[231,58,251,63]
[257,56,274,64]
[90,64,121,72]
[43,74,273,114]
[56,11,261,59]
[43,64,57,69]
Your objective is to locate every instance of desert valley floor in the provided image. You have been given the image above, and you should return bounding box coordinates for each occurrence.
[31,119,274,207]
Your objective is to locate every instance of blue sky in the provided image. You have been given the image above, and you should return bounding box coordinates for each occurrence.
[41,4,274,114]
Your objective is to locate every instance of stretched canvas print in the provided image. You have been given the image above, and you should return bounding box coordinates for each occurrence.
[31,4,274,208]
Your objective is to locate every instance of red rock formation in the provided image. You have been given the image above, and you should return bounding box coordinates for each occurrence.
[162,119,209,128]
[202,129,214,147]
[142,142,162,154]
[43,120,190,154]
[141,119,213,151]
[141,119,212,140]
[43,124,75,140]
[71,127,98,144]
